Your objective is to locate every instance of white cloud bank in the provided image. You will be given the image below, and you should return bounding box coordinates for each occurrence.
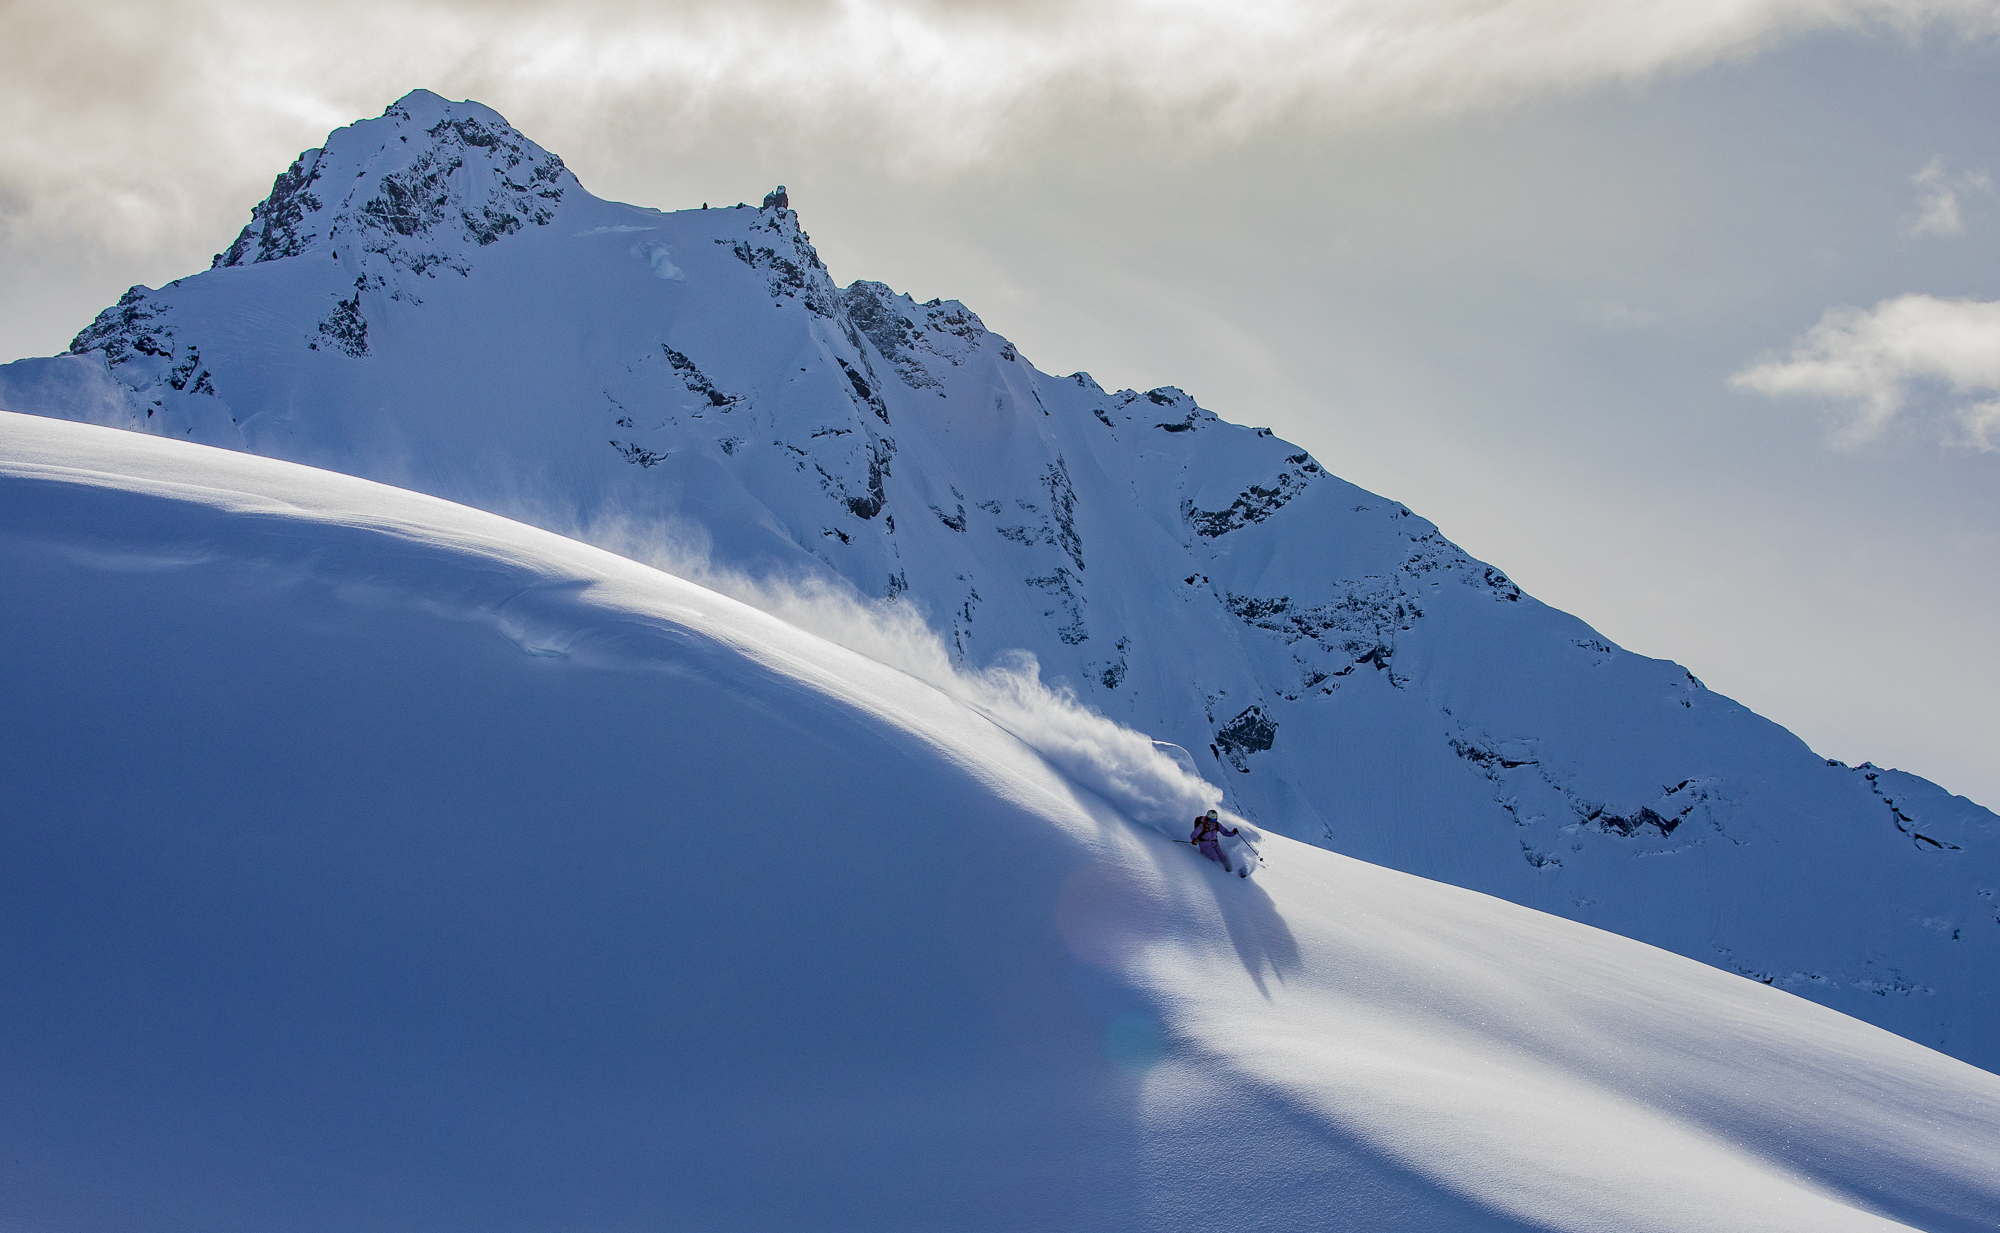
[3,0,1998,251]
[1908,157,1995,236]
[1734,294,2000,449]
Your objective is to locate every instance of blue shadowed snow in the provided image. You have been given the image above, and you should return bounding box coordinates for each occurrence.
[2,413,1999,1231]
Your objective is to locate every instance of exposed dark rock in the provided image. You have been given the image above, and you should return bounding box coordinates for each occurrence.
[166,349,214,395]
[1483,568,1522,601]
[1025,567,1087,644]
[352,114,567,263]
[317,281,369,357]
[461,205,523,246]
[836,357,890,423]
[610,440,667,467]
[214,153,325,267]
[664,347,742,408]
[721,215,838,316]
[1215,706,1278,771]
[362,160,457,238]
[1186,458,1321,536]
[430,117,501,149]
[1225,585,1416,664]
[1098,636,1132,689]
[841,282,926,379]
[840,439,893,520]
[1863,769,1965,851]
[1044,457,1083,572]
[835,281,987,389]
[67,287,172,366]
[1589,806,1679,838]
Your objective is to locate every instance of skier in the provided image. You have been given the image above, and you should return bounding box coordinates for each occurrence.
[1191,808,1240,872]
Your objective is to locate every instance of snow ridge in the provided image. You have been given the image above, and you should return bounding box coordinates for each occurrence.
[7,409,2000,1231]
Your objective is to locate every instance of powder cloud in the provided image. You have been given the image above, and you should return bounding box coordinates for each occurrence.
[576,513,1228,836]
[634,240,685,280]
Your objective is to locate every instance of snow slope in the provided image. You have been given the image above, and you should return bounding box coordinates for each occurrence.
[2,90,1995,1071]
[3,410,1998,1232]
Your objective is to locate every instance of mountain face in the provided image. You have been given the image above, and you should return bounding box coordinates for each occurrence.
[7,410,2000,1232]
[3,90,1995,1071]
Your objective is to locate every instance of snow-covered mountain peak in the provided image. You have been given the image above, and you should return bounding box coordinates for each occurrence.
[209,89,574,274]
[6,92,1999,1075]
[66,93,579,369]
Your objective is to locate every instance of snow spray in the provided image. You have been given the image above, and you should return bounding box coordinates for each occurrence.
[577,514,1224,836]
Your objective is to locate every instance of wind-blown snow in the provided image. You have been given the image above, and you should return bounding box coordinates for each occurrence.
[2,89,1995,1072]
[3,411,1998,1231]
[595,522,1225,837]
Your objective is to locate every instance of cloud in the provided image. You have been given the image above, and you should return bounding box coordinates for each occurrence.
[1732,294,2000,449]
[3,0,1998,255]
[1907,157,1994,236]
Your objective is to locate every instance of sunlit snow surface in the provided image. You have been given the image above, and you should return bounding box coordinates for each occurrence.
[2,412,1996,1232]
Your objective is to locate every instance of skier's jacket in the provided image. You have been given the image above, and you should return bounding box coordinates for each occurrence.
[1184,812,1232,860]
[1191,815,1238,847]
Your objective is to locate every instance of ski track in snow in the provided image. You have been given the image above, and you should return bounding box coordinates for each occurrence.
[2,412,1998,1231]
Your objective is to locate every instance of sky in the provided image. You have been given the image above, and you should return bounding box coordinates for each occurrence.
[3,0,1997,807]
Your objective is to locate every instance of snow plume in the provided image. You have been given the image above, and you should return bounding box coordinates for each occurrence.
[1733,294,2000,450]
[585,517,1223,834]
[632,240,685,281]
